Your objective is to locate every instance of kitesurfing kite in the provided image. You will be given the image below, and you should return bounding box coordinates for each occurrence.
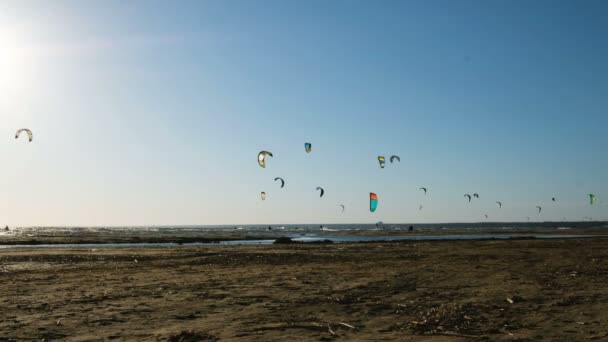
[261,192,267,200]
[473,193,479,199]
[378,156,386,168]
[496,201,502,208]
[464,194,472,202]
[420,187,428,195]
[274,177,285,188]
[536,206,542,214]
[339,204,345,213]
[305,143,312,153]
[390,155,400,163]
[370,193,378,212]
[316,187,325,198]
[590,194,597,205]
[15,129,33,142]
[258,151,273,168]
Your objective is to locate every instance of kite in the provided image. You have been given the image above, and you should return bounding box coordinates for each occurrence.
[15,129,33,142]
[258,151,273,168]
[316,187,325,198]
[378,156,386,168]
[305,143,312,153]
[274,177,285,188]
[590,194,597,205]
[370,193,378,212]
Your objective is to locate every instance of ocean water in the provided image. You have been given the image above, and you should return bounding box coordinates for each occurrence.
[0,234,603,249]
[3,221,606,237]
[0,221,606,248]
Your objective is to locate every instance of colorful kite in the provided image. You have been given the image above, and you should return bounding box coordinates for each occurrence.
[370,193,378,212]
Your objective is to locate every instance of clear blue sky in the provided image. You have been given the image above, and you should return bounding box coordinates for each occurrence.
[0,0,606,226]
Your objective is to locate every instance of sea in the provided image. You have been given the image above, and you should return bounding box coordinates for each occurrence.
[0,221,606,248]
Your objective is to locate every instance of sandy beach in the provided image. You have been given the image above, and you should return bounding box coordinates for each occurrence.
[1,238,607,341]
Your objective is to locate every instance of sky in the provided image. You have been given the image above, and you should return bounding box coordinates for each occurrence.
[0,0,607,226]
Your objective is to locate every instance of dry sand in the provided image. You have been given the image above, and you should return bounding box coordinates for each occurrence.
[1,238,607,341]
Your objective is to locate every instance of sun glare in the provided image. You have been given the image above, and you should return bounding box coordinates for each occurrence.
[0,28,35,96]
[0,28,36,118]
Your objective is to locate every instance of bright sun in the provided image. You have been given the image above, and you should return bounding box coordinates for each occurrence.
[0,35,29,92]
[0,27,35,118]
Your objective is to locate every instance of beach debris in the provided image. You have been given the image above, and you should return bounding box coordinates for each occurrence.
[56,318,63,326]
[496,201,502,208]
[316,187,325,197]
[464,194,472,202]
[327,323,337,336]
[274,177,285,188]
[15,128,33,142]
[257,151,273,168]
[419,187,428,195]
[134,259,138,263]
[407,302,489,337]
[390,155,400,163]
[506,298,514,304]
[261,192,266,201]
[305,142,312,153]
[436,331,483,338]
[378,156,386,168]
[339,322,356,329]
[370,193,378,212]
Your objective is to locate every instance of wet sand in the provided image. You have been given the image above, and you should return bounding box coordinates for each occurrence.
[1,238,608,341]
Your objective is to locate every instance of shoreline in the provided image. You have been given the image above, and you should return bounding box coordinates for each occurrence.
[1,226,607,246]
